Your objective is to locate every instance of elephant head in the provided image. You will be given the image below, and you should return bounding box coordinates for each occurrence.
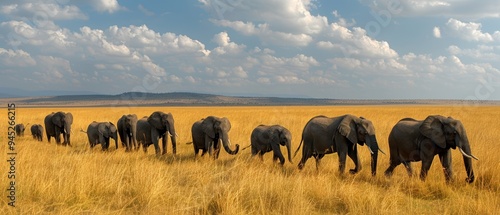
[201,116,239,155]
[269,126,293,164]
[338,115,379,175]
[419,115,478,182]
[118,114,138,151]
[147,111,177,154]
[98,122,118,149]
[52,112,73,146]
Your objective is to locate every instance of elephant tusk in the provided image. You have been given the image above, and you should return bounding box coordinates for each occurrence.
[367,145,374,155]
[379,148,387,155]
[459,148,479,161]
[168,130,173,137]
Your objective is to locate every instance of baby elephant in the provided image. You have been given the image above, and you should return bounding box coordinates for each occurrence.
[15,123,29,137]
[30,124,44,141]
[86,121,118,151]
[250,125,292,165]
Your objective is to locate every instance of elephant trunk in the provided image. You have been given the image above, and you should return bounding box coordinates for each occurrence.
[456,134,475,183]
[221,132,239,155]
[286,140,293,164]
[367,135,379,176]
[64,124,71,146]
[169,130,177,154]
[113,132,118,149]
[131,124,138,151]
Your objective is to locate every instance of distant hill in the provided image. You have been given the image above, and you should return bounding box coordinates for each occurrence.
[0,87,98,98]
[1,92,499,107]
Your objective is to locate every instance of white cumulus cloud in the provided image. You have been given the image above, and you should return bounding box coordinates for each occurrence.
[445,18,500,42]
[433,26,441,38]
[91,0,121,13]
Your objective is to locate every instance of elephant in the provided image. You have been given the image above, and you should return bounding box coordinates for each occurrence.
[136,111,177,155]
[30,124,44,141]
[191,116,240,159]
[15,123,29,137]
[85,121,118,151]
[247,124,293,165]
[117,114,138,152]
[384,115,478,183]
[44,112,73,146]
[294,114,381,176]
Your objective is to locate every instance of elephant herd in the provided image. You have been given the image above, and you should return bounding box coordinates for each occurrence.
[18,111,479,183]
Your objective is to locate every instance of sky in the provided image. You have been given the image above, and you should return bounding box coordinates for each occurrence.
[1,0,500,99]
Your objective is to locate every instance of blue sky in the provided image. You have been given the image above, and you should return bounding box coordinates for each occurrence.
[1,0,500,99]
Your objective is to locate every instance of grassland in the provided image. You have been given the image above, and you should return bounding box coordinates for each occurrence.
[1,105,499,214]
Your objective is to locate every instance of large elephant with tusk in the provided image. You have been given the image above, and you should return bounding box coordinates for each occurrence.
[137,111,177,155]
[294,114,382,176]
[190,116,239,159]
[384,115,478,183]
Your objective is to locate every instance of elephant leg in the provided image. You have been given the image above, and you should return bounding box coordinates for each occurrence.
[439,150,453,182]
[336,136,349,174]
[439,149,453,181]
[273,153,285,165]
[55,130,61,144]
[338,150,348,174]
[259,151,265,161]
[347,144,361,174]
[315,154,325,171]
[214,140,221,159]
[161,136,167,155]
[143,143,148,153]
[384,158,402,177]
[420,156,435,181]
[204,136,213,158]
[124,137,130,152]
[271,142,285,165]
[152,137,161,155]
[402,161,413,177]
[298,145,312,170]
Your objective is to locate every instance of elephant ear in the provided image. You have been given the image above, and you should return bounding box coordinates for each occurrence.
[265,127,279,144]
[338,115,359,144]
[65,112,73,125]
[419,115,446,148]
[165,113,175,131]
[201,116,216,139]
[220,117,231,132]
[98,123,109,138]
[147,112,165,130]
[51,112,63,127]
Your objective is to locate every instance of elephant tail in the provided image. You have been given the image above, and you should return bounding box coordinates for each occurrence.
[293,138,303,159]
[241,144,251,151]
[185,142,193,145]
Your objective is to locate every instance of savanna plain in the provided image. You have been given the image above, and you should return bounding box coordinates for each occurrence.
[1,105,499,214]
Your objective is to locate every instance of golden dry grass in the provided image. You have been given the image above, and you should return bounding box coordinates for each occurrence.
[1,105,499,214]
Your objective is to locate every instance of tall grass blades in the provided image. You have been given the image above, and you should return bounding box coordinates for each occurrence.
[1,106,499,214]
